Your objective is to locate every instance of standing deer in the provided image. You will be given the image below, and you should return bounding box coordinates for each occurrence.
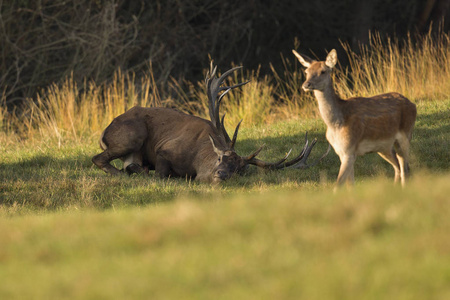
[92,63,328,183]
[292,49,417,187]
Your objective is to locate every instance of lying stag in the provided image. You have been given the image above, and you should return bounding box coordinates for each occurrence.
[292,49,416,187]
[92,63,328,183]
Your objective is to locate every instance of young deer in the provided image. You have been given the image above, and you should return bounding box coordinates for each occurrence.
[292,49,417,187]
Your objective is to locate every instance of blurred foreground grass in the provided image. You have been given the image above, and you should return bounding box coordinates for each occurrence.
[1,173,450,299]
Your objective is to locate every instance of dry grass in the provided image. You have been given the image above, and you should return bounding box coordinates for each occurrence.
[1,30,450,145]
[13,67,167,145]
[337,29,450,100]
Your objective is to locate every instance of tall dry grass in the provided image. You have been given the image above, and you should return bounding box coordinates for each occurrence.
[164,66,277,126]
[7,67,167,145]
[1,30,449,145]
[337,29,450,100]
[270,54,318,119]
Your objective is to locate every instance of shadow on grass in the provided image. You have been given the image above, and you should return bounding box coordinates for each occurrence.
[411,110,450,171]
[1,153,94,178]
[236,109,450,184]
[1,109,448,212]
[0,152,185,211]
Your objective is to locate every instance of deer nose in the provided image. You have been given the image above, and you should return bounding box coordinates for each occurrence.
[302,81,312,91]
[215,170,229,180]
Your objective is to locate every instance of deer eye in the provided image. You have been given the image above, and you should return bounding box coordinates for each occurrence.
[321,70,326,75]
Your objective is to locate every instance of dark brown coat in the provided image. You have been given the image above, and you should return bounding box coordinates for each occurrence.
[92,106,246,183]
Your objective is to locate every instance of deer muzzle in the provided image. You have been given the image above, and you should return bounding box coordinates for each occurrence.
[214,170,230,182]
[302,81,313,91]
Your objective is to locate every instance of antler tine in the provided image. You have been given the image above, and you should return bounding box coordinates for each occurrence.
[245,148,293,169]
[243,144,265,161]
[276,138,316,169]
[206,62,218,123]
[273,132,311,169]
[291,142,331,169]
[243,132,330,170]
[244,133,309,170]
[214,89,231,134]
[216,66,244,89]
[230,119,243,149]
[206,62,249,149]
[276,132,330,169]
[206,61,217,82]
[209,67,250,109]
[208,66,243,97]
[219,113,231,145]
[217,66,250,91]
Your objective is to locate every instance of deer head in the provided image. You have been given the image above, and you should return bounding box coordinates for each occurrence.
[292,49,337,92]
[208,135,248,182]
[205,62,329,182]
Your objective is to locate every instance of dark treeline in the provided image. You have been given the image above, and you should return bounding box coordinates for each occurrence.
[1,0,449,106]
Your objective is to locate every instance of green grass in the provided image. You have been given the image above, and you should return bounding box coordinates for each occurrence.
[1,174,450,299]
[1,99,448,214]
[0,98,449,298]
[0,117,328,213]
[1,29,450,298]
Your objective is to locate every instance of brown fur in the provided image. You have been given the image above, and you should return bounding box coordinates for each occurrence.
[93,63,329,183]
[337,93,416,141]
[293,49,417,187]
[92,106,247,183]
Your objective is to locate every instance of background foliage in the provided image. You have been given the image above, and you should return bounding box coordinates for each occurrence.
[1,0,448,106]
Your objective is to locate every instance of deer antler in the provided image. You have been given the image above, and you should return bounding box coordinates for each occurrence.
[244,133,330,170]
[206,61,249,149]
[205,63,329,171]
[279,133,331,169]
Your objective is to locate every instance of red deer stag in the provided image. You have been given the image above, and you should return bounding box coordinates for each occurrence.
[92,63,328,183]
[292,49,416,187]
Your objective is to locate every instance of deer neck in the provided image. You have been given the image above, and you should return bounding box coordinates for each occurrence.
[313,82,344,128]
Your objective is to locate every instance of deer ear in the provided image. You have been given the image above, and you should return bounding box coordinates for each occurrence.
[325,49,337,68]
[292,50,312,68]
[209,135,222,156]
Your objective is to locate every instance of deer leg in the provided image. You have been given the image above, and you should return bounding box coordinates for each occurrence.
[378,149,401,184]
[93,143,145,176]
[94,120,148,176]
[92,150,124,176]
[125,163,147,175]
[155,155,172,178]
[336,154,356,187]
[349,165,355,184]
[122,152,147,176]
[394,134,411,187]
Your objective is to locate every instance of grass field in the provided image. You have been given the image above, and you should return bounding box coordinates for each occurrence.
[1,97,449,299]
[1,31,450,298]
[1,174,450,299]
